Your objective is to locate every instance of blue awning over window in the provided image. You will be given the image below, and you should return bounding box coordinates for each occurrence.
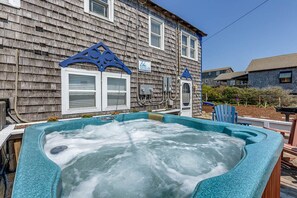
[59,42,132,75]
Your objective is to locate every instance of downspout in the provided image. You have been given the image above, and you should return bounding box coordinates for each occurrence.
[169,22,181,101]
[198,34,203,113]
[136,2,146,106]
[136,2,166,106]
[14,49,28,123]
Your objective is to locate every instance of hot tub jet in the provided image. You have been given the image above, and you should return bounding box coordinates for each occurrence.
[50,145,68,155]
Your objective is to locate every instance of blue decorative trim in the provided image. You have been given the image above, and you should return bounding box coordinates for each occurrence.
[59,42,132,75]
[181,68,192,80]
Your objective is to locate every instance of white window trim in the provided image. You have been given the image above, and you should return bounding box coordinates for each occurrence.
[0,0,20,8]
[84,0,114,22]
[61,68,101,115]
[102,72,131,111]
[149,15,165,50]
[181,31,198,61]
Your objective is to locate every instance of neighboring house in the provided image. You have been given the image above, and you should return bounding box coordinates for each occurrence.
[214,72,248,87]
[0,0,206,121]
[246,53,297,94]
[202,67,233,86]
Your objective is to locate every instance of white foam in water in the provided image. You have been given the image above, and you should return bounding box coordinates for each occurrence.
[44,119,245,198]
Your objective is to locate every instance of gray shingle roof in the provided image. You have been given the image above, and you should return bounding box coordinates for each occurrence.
[246,53,297,72]
[214,72,247,81]
[202,67,233,73]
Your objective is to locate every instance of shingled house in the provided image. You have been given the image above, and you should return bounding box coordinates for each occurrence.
[0,0,206,121]
[214,71,248,87]
[246,53,297,94]
[202,67,233,86]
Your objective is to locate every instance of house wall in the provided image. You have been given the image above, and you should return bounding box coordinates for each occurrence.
[248,68,297,93]
[0,0,203,121]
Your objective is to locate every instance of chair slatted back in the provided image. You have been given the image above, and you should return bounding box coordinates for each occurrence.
[213,105,236,124]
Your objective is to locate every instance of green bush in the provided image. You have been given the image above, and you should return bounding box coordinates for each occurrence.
[202,85,297,107]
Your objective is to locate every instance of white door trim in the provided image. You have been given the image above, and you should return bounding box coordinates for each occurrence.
[180,79,192,117]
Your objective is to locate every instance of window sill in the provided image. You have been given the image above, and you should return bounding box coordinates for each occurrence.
[85,11,114,24]
[149,44,164,51]
[181,54,198,62]
[62,107,101,115]
[103,105,130,112]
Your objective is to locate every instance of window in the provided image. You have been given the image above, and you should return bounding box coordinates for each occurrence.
[61,68,101,115]
[279,71,292,83]
[181,34,188,56]
[61,69,130,114]
[149,15,164,50]
[0,0,20,8]
[102,72,130,111]
[84,0,114,22]
[216,71,220,76]
[181,31,198,61]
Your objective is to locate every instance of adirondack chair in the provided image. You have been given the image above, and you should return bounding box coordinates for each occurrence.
[265,119,297,167]
[212,104,238,124]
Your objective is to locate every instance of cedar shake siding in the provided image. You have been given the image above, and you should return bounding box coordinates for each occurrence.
[0,0,205,121]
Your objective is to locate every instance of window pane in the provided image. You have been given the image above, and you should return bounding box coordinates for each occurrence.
[190,39,195,48]
[151,20,161,35]
[279,72,292,78]
[69,74,95,90]
[182,35,188,45]
[90,0,108,17]
[108,93,126,106]
[151,34,161,48]
[69,92,96,108]
[107,78,126,91]
[100,0,108,3]
[190,49,195,59]
[182,46,187,56]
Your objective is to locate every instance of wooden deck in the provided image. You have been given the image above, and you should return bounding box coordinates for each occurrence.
[281,164,297,198]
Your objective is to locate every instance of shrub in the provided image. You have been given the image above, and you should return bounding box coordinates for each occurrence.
[47,116,59,122]
[82,114,93,118]
[202,85,296,107]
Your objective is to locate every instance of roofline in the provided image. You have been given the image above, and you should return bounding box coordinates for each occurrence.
[214,72,248,81]
[147,1,207,37]
[247,66,297,73]
[246,53,297,72]
[202,67,234,73]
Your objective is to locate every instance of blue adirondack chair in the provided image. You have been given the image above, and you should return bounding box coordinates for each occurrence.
[212,104,238,124]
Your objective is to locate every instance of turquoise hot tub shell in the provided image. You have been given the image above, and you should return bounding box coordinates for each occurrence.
[12,112,283,198]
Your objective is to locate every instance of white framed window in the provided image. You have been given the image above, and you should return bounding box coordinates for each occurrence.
[84,0,114,22]
[102,72,130,111]
[181,31,198,61]
[0,0,20,8]
[149,15,164,50]
[61,68,101,115]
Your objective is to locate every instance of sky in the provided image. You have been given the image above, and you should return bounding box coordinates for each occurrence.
[153,0,297,72]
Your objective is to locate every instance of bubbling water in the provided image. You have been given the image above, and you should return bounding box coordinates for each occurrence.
[44,119,245,198]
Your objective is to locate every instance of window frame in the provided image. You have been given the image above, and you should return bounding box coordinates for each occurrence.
[181,31,198,61]
[279,71,292,84]
[61,68,101,115]
[0,0,21,8]
[102,72,131,111]
[84,0,114,22]
[149,15,165,50]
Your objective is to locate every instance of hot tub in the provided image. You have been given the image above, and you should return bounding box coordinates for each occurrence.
[12,112,283,198]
